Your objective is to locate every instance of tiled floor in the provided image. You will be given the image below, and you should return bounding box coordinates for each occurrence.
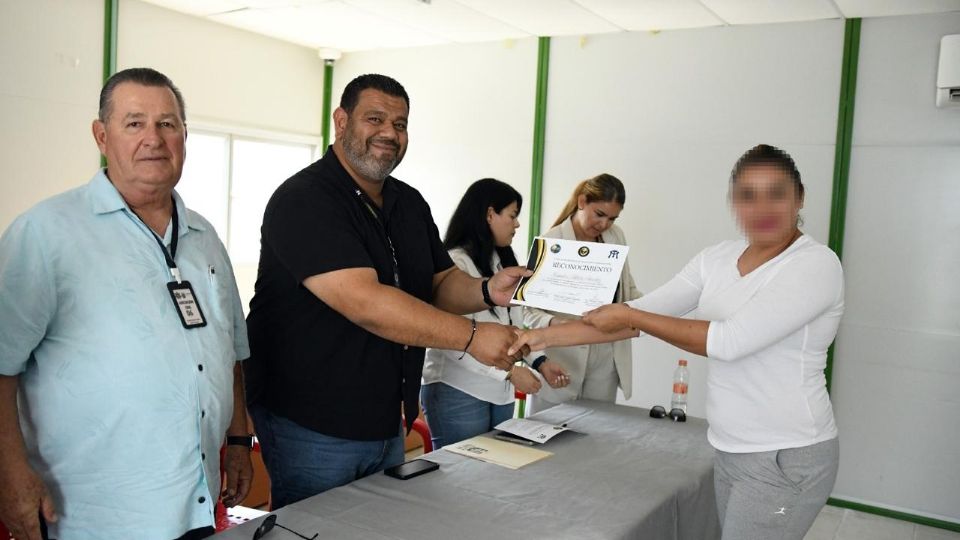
[805,505,960,540]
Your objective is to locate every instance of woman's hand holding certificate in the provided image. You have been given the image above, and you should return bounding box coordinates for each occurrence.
[582,303,636,333]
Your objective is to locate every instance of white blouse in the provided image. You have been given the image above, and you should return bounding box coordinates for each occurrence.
[627,235,844,452]
[421,248,524,405]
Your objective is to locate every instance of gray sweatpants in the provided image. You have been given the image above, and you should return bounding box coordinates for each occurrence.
[714,438,839,540]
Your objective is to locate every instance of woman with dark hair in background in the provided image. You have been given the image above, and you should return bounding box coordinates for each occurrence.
[420,178,569,448]
[524,173,642,414]
[511,145,843,540]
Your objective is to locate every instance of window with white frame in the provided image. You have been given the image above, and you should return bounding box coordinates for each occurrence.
[176,128,319,309]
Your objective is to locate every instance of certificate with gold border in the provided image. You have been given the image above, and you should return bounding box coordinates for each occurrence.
[511,237,629,316]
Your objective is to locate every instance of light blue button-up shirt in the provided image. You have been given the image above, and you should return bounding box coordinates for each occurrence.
[0,170,250,540]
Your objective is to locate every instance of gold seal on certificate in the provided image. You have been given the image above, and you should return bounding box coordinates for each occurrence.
[511,237,629,316]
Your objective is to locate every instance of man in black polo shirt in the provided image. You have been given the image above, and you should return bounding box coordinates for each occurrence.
[245,74,528,508]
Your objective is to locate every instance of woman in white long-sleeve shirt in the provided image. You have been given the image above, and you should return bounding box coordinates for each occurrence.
[421,179,569,449]
[511,145,843,540]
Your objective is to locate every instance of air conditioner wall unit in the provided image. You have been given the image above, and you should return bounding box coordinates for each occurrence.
[936,34,960,108]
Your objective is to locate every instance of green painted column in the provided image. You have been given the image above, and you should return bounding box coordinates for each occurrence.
[517,36,551,419]
[321,59,335,149]
[527,36,551,251]
[102,0,118,83]
[101,0,118,167]
[828,18,860,263]
[824,18,860,393]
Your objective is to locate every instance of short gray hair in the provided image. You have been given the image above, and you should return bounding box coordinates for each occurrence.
[98,67,186,122]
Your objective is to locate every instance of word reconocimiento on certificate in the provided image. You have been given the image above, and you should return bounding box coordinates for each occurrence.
[550,261,615,273]
[511,237,629,316]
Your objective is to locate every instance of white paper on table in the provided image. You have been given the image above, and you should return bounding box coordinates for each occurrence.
[511,237,629,316]
[443,436,553,469]
[494,418,569,444]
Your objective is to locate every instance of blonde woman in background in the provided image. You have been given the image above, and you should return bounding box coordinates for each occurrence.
[524,174,641,413]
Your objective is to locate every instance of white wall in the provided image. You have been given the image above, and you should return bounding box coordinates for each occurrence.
[831,13,960,522]
[1,0,327,234]
[331,39,538,257]
[0,0,103,231]
[117,0,325,137]
[542,21,844,416]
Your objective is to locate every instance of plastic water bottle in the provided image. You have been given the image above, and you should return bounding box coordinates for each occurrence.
[671,359,689,413]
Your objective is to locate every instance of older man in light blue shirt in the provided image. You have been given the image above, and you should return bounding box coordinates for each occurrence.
[0,68,252,540]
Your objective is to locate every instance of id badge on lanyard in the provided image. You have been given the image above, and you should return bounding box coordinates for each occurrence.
[167,280,207,328]
[357,189,401,288]
[138,199,207,329]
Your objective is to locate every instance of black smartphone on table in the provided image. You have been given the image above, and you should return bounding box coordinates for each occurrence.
[383,459,439,480]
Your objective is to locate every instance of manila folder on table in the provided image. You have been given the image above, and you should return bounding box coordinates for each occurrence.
[443,436,553,470]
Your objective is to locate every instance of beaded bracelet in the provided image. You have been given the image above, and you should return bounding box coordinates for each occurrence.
[457,319,478,360]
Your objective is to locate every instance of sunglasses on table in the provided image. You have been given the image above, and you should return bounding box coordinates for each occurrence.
[252,514,318,540]
[649,405,687,422]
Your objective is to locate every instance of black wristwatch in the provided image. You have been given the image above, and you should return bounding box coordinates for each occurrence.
[531,355,548,372]
[226,435,254,449]
[481,279,496,307]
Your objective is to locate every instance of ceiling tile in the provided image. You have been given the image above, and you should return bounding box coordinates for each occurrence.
[139,0,247,17]
[573,0,724,30]
[455,0,623,36]
[833,0,960,18]
[139,0,960,52]
[343,0,529,42]
[210,3,447,51]
[240,0,332,7]
[700,0,840,25]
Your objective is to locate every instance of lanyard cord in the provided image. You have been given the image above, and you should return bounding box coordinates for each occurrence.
[134,198,181,283]
[356,189,401,288]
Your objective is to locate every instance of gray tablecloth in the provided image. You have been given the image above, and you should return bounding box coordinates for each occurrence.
[213,400,721,540]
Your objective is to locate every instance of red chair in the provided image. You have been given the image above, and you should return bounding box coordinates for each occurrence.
[411,417,433,454]
[0,521,9,539]
[515,390,528,418]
